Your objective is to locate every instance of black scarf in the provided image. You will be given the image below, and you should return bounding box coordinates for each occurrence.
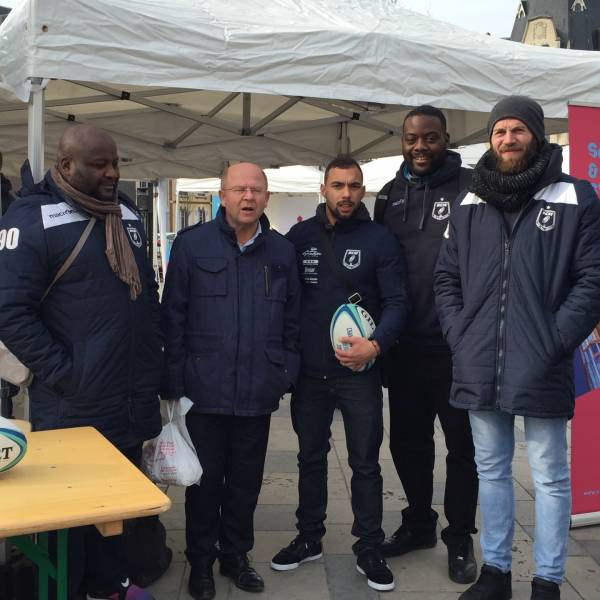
[470,143,555,212]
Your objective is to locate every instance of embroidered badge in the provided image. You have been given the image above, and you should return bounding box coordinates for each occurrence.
[343,249,361,270]
[126,224,143,247]
[432,200,450,220]
[536,206,556,232]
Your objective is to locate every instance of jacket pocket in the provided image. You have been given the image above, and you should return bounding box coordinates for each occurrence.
[264,346,290,398]
[264,264,287,302]
[192,258,228,296]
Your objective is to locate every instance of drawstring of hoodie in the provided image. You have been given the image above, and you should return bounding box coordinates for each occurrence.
[418,184,430,231]
[403,183,409,222]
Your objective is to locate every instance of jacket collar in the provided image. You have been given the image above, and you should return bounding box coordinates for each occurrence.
[216,206,270,251]
[315,201,371,232]
[396,150,463,189]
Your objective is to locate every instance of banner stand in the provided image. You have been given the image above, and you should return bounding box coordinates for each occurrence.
[569,103,600,528]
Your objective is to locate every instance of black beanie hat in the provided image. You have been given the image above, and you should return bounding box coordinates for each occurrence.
[487,95,545,144]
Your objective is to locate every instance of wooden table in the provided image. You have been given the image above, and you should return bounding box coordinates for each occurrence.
[0,426,171,600]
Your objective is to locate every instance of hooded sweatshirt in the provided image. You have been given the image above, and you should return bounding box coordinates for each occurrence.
[374,150,471,355]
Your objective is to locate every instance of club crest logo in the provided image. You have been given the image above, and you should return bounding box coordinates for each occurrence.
[432,200,450,220]
[126,224,143,248]
[343,249,361,270]
[536,207,556,232]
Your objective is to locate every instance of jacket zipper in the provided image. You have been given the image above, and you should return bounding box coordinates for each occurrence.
[493,202,533,408]
[494,236,511,408]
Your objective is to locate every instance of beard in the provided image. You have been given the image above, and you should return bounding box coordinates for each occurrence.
[330,201,358,220]
[492,138,539,174]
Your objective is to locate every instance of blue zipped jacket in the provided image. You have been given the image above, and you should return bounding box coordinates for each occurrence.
[434,146,600,418]
[0,163,162,449]
[160,208,301,416]
[286,202,410,378]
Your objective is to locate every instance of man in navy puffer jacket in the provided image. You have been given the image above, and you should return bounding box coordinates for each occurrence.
[435,96,600,600]
[0,124,162,599]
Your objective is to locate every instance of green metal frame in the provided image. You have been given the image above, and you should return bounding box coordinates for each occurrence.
[9,529,67,600]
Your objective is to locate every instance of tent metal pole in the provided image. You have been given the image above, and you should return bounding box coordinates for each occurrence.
[27,78,45,183]
[157,179,169,280]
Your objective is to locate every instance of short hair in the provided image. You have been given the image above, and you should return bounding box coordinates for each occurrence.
[323,156,363,182]
[403,105,447,133]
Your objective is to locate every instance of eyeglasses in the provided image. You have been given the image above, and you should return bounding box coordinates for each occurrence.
[221,186,266,195]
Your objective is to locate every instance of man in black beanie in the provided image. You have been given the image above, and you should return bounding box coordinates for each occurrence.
[434,95,600,600]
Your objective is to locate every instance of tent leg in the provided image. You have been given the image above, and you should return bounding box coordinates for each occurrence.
[27,78,46,183]
[156,179,169,280]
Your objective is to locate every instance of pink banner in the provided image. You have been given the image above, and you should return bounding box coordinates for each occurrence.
[569,104,600,522]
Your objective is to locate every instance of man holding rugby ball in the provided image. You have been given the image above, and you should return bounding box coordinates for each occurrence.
[271,157,409,591]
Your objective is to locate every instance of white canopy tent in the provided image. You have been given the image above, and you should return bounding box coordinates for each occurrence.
[0,0,598,182]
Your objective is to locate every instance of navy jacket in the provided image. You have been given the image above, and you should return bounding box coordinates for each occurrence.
[286,203,410,378]
[0,165,162,449]
[434,146,600,418]
[374,151,471,355]
[161,208,301,416]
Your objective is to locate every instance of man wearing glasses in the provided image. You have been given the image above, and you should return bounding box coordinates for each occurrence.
[161,162,301,600]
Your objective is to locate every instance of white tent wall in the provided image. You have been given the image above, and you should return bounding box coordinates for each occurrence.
[0,0,598,180]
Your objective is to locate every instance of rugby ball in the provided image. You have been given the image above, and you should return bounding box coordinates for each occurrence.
[330,303,376,372]
[0,416,27,473]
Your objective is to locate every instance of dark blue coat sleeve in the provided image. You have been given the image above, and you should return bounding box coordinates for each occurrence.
[0,200,73,391]
[282,242,301,386]
[371,230,410,353]
[160,234,190,399]
[433,214,464,350]
[555,183,600,353]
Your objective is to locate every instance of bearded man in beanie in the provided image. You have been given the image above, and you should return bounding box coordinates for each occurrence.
[434,96,600,600]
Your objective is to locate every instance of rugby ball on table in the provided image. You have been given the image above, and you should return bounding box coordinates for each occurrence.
[0,416,27,473]
[330,303,376,372]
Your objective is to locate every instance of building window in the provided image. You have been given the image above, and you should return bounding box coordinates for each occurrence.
[517,2,526,18]
[571,0,587,12]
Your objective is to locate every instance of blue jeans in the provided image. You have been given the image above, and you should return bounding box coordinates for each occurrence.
[291,369,384,554]
[469,411,570,583]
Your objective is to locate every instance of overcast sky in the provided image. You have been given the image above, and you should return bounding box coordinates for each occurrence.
[396,0,521,37]
[1,0,522,38]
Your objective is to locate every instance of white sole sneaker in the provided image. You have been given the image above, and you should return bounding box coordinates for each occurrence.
[356,565,396,591]
[271,552,323,571]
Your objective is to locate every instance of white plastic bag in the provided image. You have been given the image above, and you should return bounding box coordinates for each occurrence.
[142,398,202,486]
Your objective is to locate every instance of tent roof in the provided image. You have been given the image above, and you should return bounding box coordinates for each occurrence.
[0,0,595,178]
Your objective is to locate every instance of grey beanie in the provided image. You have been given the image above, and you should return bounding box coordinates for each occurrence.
[487,95,545,144]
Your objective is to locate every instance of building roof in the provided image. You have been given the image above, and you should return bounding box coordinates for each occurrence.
[511,0,600,49]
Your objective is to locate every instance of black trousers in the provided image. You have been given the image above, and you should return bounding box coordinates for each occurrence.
[387,350,478,543]
[291,369,384,554]
[185,412,271,565]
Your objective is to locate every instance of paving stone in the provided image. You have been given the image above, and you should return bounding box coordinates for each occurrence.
[232,560,330,600]
[564,556,600,599]
[254,503,297,531]
[160,500,186,530]
[264,450,298,473]
[323,554,379,600]
[147,559,185,599]
[577,539,600,565]
[267,428,300,452]
[569,524,600,541]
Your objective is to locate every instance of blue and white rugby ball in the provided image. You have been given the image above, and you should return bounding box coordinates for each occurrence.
[330,303,376,372]
[0,416,27,473]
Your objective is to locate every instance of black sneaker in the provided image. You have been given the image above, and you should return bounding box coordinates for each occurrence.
[356,548,395,592]
[531,577,560,600]
[271,536,323,571]
[448,536,477,584]
[380,525,437,558]
[459,564,512,600]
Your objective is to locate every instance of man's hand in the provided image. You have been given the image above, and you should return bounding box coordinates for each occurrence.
[334,337,379,371]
